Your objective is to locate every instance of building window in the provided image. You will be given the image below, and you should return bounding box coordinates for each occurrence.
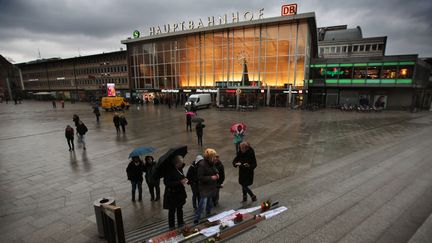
[353,45,358,52]
[342,46,347,52]
[336,46,341,53]
[340,66,353,79]
[378,44,384,51]
[365,44,371,51]
[381,66,397,79]
[347,46,352,52]
[353,66,367,79]
[359,45,364,52]
[367,66,380,79]
[398,65,413,78]
[331,47,336,53]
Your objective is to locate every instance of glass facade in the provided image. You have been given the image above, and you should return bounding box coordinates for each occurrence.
[129,21,311,89]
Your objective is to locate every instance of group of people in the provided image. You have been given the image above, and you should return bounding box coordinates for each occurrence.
[113,113,128,133]
[126,141,257,229]
[65,114,88,151]
[126,156,160,202]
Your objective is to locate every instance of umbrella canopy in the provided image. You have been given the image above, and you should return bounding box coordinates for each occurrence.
[153,145,188,179]
[129,146,156,158]
[191,117,205,123]
[185,111,195,116]
[230,122,247,133]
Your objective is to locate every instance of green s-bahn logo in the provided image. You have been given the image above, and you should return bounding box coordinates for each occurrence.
[133,30,140,38]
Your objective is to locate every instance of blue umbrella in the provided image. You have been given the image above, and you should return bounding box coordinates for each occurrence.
[129,147,156,158]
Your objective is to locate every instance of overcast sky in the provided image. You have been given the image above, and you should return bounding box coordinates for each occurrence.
[1,0,431,63]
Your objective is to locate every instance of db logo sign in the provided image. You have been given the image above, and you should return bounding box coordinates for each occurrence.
[281,4,297,16]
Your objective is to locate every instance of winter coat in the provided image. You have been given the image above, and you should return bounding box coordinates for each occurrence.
[214,161,225,188]
[73,115,80,127]
[65,127,74,139]
[196,123,205,137]
[113,115,120,126]
[232,147,257,186]
[163,166,187,209]
[126,161,145,182]
[93,107,100,116]
[186,114,192,124]
[197,159,218,197]
[186,161,200,186]
[233,131,244,144]
[76,123,88,136]
[119,117,128,126]
[144,162,160,186]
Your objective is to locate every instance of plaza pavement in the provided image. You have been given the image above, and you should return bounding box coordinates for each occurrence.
[0,101,431,242]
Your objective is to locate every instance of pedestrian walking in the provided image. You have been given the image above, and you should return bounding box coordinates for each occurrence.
[196,122,205,146]
[61,99,65,108]
[144,156,160,201]
[186,113,192,132]
[163,155,187,229]
[113,113,120,133]
[232,142,257,202]
[233,125,245,154]
[194,148,219,224]
[65,125,75,151]
[73,114,80,127]
[76,120,88,150]
[93,106,100,122]
[52,100,56,108]
[126,156,145,202]
[187,155,203,209]
[212,155,225,207]
[119,114,128,133]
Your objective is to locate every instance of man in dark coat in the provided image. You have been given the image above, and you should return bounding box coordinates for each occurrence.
[73,114,80,127]
[187,155,203,209]
[233,142,257,202]
[93,106,100,122]
[144,156,160,201]
[76,120,88,150]
[186,113,192,132]
[212,155,225,206]
[126,156,145,201]
[196,122,205,147]
[163,155,188,229]
[119,114,127,133]
[113,113,120,133]
[194,149,219,224]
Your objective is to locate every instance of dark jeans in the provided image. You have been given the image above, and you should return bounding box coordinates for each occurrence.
[168,207,184,228]
[235,142,241,154]
[197,135,203,146]
[190,184,200,209]
[213,188,220,206]
[67,138,74,150]
[96,115,100,122]
[147,183,160,200]
[131,180,143,200]
[121,125,126,133]
[115,125,120,133]
[187,122,192,131]
[242,185,254,198]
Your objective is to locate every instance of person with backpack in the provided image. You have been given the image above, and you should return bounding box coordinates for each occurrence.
[144,156,160,201]
[119,114,128,133]
[76,120,88,150]
[65,125,75,151]
[187,155,203,209]
[93,106,100,122]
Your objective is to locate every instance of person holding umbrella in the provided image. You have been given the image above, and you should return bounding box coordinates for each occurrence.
[144,156,160,201]
[126,156,145,202]
[163,155,188,229]
[233,142,257,202]
[232,123,245,154]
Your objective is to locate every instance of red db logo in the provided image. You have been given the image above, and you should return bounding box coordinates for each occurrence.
[281,4,297,16]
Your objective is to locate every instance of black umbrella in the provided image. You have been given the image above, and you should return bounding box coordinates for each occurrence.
[153,145,188,179]
[191,117,205,123]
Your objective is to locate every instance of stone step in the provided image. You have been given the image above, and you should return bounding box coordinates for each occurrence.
[408,212,432,243]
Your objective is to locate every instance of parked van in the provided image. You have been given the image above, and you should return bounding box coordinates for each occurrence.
[185,94,212,109]
[101,97,130,111]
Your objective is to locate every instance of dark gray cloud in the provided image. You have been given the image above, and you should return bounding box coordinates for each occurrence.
[0,0,431,63]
